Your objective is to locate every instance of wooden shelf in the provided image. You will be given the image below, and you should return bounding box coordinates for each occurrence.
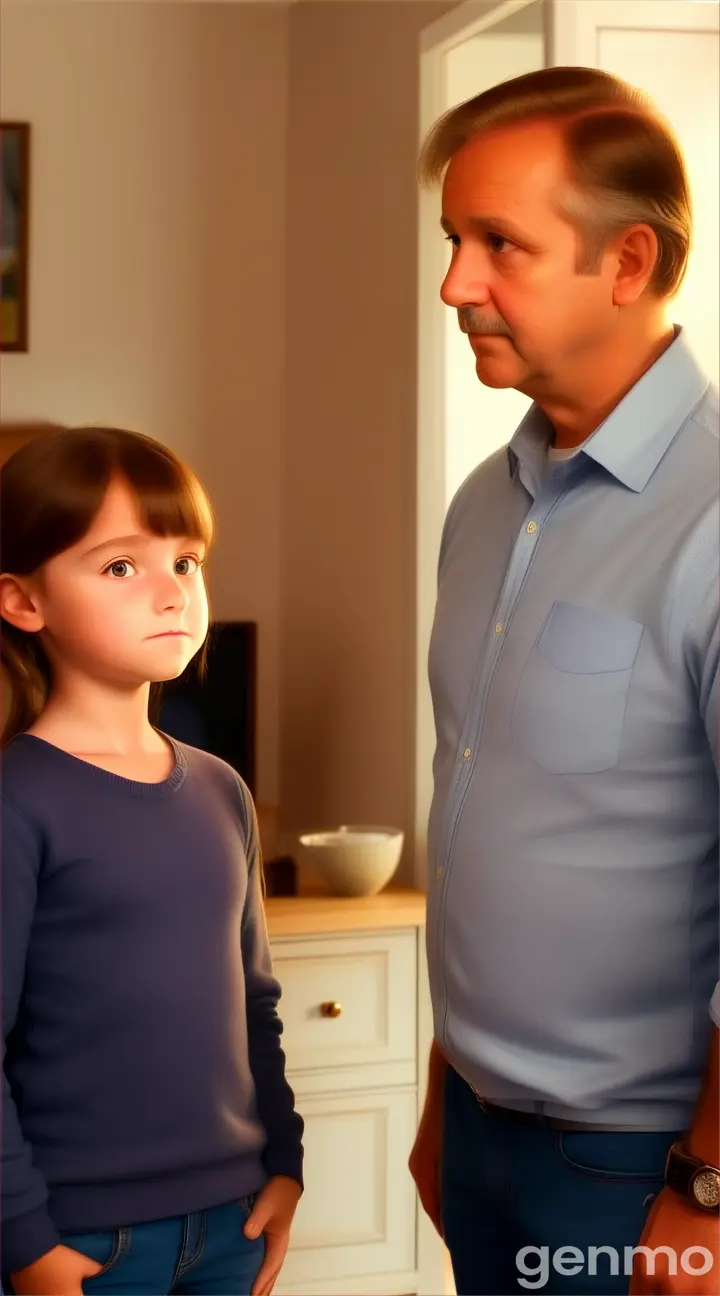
[265,886,426,938]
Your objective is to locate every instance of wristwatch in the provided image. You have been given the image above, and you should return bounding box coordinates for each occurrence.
[665,1140,720,1211]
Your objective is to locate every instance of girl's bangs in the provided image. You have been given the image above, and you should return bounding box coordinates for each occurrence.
[118,441,214,548]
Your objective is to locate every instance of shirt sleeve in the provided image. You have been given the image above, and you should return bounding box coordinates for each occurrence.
[237,783,304,1188]
[681,525,720,1027]
[705,624,719,1022]
[689,575,719,773]
[1,800,63,1273]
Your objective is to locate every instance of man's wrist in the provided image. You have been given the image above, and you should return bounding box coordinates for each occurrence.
[687,1133,720,1167]
[665,1139,720,1211]
[429,1040,448,1080]
[686,1026,719,1165]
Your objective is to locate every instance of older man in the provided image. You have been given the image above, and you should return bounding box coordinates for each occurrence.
[409,67,719,1296]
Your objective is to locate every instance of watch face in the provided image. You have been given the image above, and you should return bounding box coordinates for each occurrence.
[692,1169,720,1210]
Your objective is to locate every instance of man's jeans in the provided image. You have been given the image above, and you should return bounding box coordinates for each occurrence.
[441,1065,684,1295]
[6,1197,265,1296]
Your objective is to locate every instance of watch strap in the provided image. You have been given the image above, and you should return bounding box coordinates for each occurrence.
[664,1140,698,1196]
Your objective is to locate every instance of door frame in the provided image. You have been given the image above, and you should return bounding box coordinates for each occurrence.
[414,0,545,892]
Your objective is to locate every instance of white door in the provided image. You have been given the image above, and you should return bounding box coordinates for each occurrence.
[549,0,719,388]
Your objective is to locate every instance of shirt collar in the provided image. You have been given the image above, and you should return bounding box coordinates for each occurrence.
[508,327,711,494]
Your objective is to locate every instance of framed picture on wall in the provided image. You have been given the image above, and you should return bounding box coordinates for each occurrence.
[1,122,30,352]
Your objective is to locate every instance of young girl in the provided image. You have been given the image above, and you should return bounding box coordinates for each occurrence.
[1,427,303,1296]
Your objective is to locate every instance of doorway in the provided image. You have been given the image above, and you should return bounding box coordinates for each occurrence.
[414,0,545,888]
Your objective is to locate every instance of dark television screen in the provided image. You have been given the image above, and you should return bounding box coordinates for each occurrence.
[158,620,257,794]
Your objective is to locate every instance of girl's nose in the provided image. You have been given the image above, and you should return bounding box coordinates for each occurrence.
[157,572,190,612]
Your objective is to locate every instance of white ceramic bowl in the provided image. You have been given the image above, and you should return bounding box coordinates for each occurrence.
[297,825,403,897]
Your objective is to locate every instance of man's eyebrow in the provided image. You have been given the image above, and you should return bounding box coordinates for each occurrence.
[440,214,535,244]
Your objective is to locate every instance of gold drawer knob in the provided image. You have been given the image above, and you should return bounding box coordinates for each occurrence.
[320,1001,343,1019]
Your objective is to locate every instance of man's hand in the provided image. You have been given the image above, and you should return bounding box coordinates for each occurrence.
[10,1244,103,1295]
[409,1041,448,1238]
[245,1174,302,1296]
[629,1186,719,1294]
[409,1110,444,1237]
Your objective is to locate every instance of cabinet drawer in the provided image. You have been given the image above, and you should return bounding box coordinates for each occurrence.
[278,1087,418,1286]
[271,930,416,1074]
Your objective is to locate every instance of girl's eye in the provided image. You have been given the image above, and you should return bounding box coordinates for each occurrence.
[174,555,201,577]
[445,234,460,248]
[105,560,135,579]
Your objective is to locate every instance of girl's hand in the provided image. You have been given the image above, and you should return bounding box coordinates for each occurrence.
[10,1243,103,1295]
[244,1175,302,1296]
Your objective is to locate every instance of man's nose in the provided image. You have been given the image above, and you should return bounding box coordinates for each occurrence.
[440,252,492,309]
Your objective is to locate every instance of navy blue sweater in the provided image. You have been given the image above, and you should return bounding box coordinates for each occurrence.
[1,735,303,1274]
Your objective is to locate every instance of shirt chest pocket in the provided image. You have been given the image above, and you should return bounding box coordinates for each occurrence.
[510,602,645,775]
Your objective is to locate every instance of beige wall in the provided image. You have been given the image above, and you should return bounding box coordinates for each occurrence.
[1,0,452,877]
[282,1,449,882]
[0,1,288,806]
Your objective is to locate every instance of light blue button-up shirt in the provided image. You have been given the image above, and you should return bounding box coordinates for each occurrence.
[426,328,719,1130]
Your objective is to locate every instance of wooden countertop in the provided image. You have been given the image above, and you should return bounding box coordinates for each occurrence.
[264,886,426,938]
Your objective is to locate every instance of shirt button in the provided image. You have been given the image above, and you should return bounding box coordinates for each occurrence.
[494,622,503,635]
[463,747,472,759]
[526,521,537,535]
[435,867,443,881]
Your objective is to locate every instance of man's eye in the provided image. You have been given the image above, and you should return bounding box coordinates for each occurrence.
[487,233,511,253]
[175,555,201,576]
[104,560,135,579]
[444,234,460,248]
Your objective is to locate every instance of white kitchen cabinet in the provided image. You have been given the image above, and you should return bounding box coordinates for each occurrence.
[266,890,443,1296]
[272,931,417,1081]
[278,1087,418,1290]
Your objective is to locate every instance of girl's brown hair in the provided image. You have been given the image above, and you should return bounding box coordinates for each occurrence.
[1,426,214,747]
[419,66,691,298]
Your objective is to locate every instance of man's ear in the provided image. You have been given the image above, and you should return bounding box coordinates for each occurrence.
[0,574,45,633]
[611,223,659,306]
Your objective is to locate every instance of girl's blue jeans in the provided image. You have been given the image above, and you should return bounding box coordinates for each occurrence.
[6,1196,265,1295]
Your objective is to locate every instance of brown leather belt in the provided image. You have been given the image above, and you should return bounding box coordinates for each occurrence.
[473,1094,646,1132]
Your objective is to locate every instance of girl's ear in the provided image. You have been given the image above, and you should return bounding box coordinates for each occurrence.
[0,574,45,633]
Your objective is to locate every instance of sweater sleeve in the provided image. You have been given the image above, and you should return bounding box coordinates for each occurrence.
[238,784,304,1188]
[1,801,63,1273]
